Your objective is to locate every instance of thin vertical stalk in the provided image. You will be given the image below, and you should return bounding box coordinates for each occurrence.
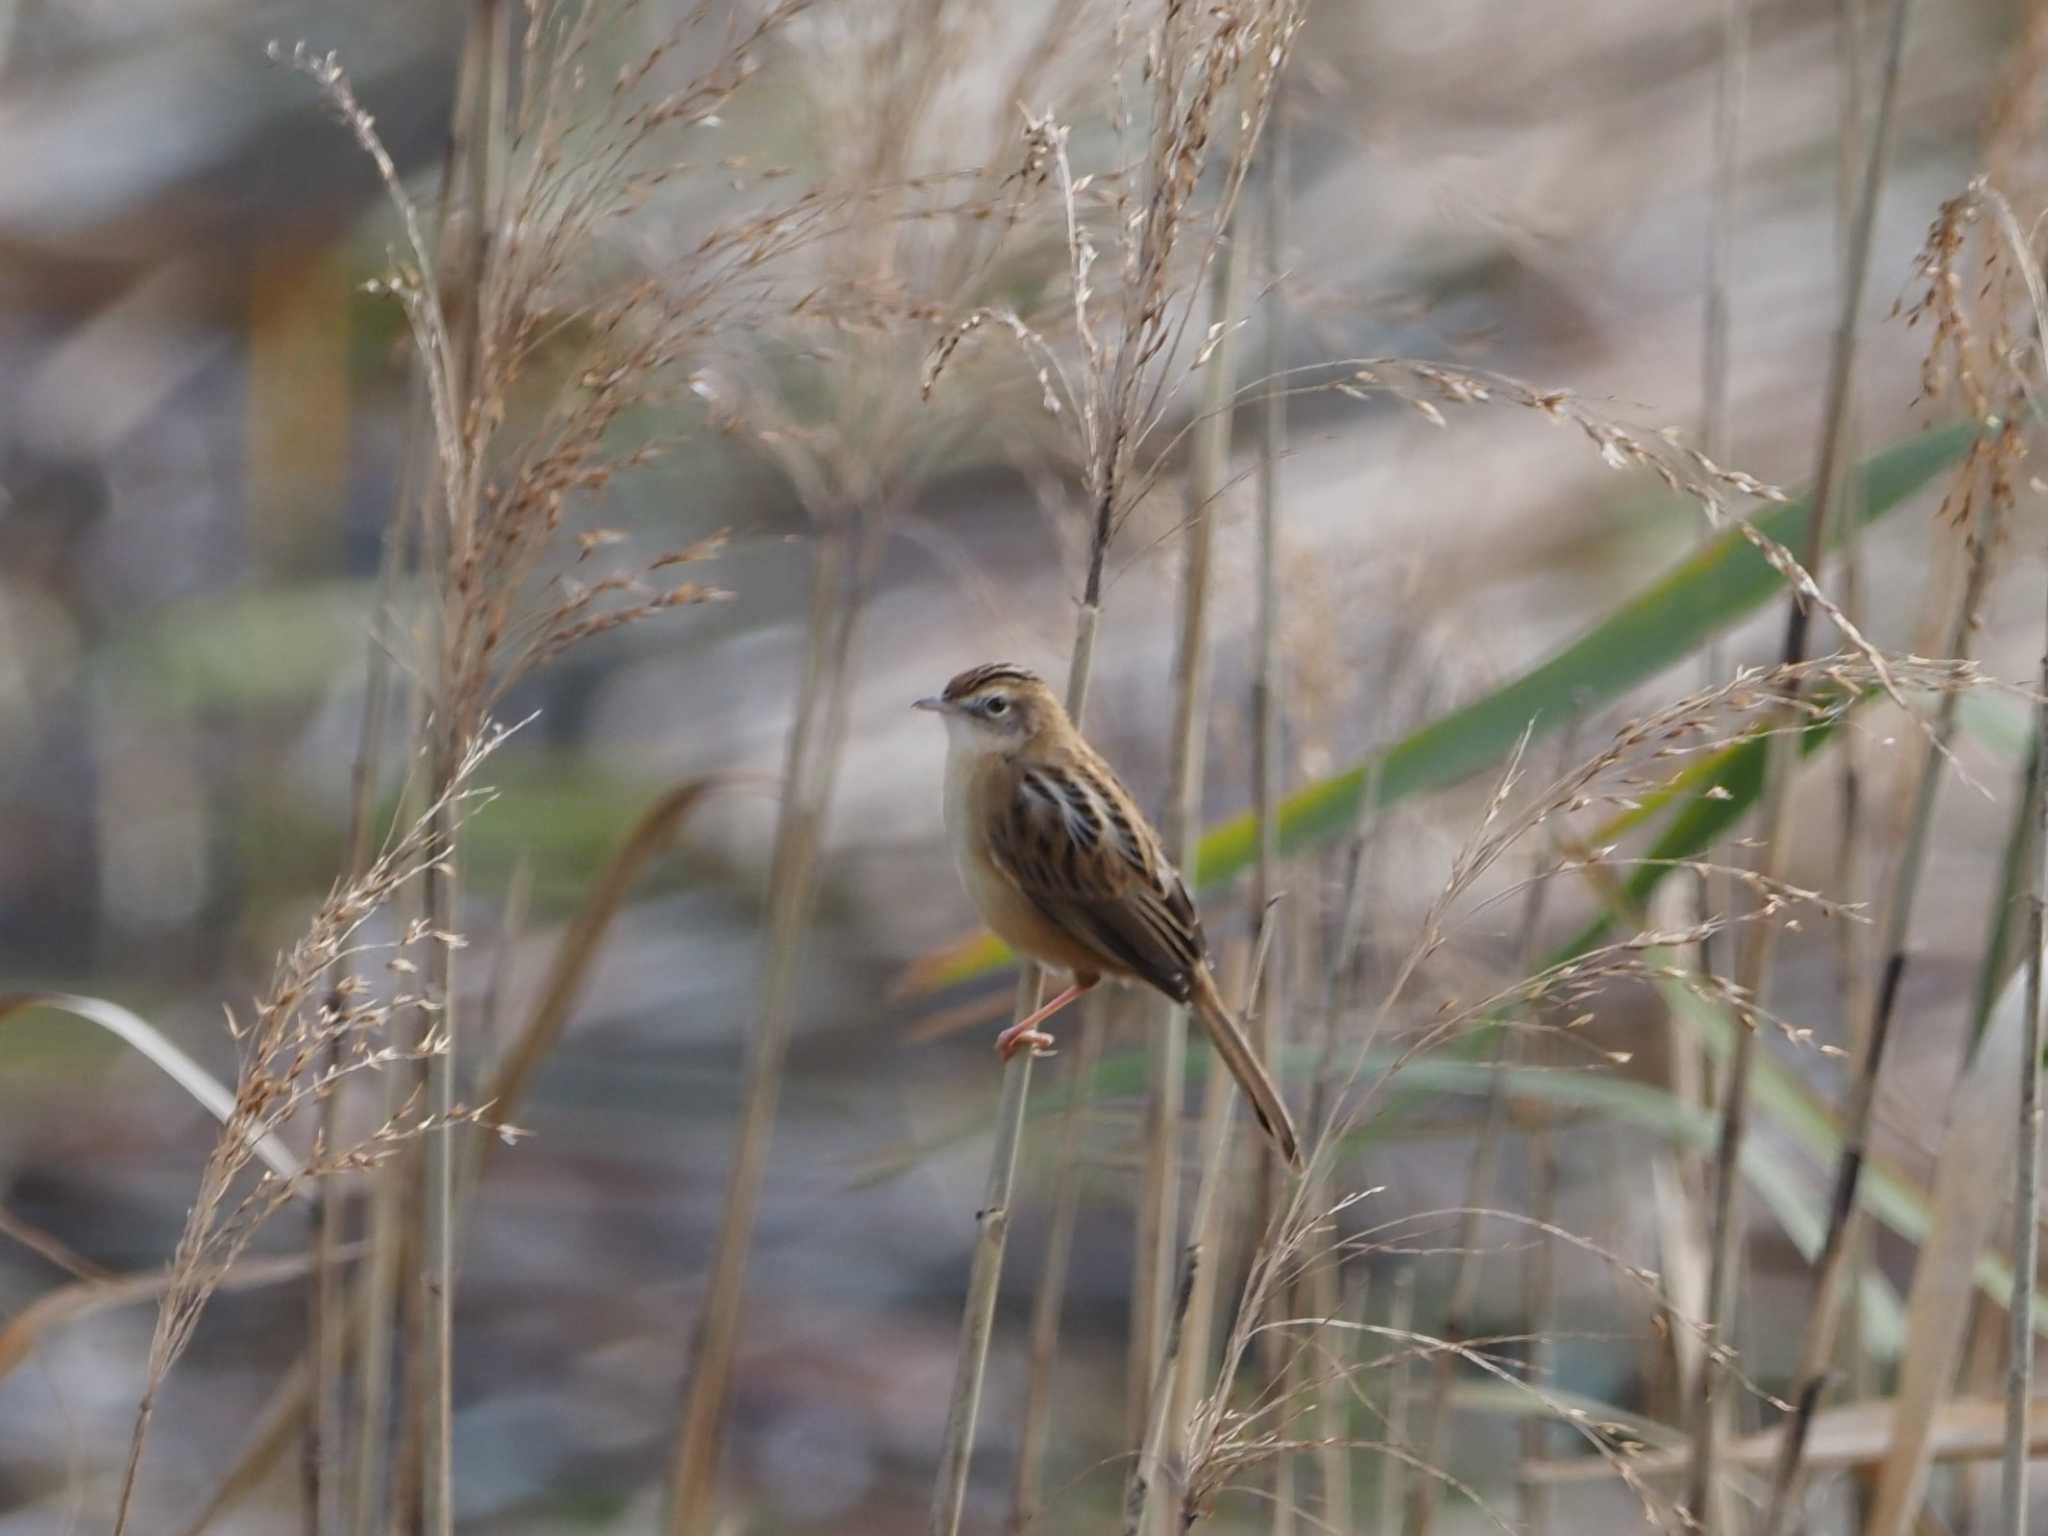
[1960,1299,2007,1531]
[1685,0,1911,1519]
[1694,0,1747,923]
[1315,751,1386,1134]
[1169,1029,1241,1529]
[1758,496,2003,1536]
[1829,0,1877,1410]
[928,570,1112,1536]
[1252,90,1296,1536]
[418,8,508,1534]
[1698,0,1747,477]
[1405,732,1572,1536]
[1986,172,2048,1536]
[1653,947,1710,1415]
[1133,217,1245,1478]
[1179,213,1256,1480]
[311,440,408,1536]
[1301,759,1389,1530]
[1250,70,1289,1205]
[392,943,430,1521]
[670,522,867,1536]
[1250,33,1288,1029]
[1692,3,1747,1481]
[931,996,1043,1535]
[1970,734,2039,1058]
[1517,1086,1558,1536]
[1829,0,1871,979]
[415,783,460,1536]
[1266,1359,1296,1533]
[1133,926,1277,1535]
[308,1106,337,1525]
[369,10,498,1528]
[361,678,432,1536]
[1129,1053,1238,1536]
[2007,512,2048,1536]
[1312,1256,1362,1533]
[1380,1268,1417,1535]
[1006,1003,1107,1534]
[1290,909,1347,1534]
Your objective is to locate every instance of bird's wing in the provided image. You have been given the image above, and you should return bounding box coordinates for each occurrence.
[986,754,1207,1001]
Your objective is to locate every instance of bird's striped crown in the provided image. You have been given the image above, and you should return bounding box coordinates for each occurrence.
[942,662,1044,701]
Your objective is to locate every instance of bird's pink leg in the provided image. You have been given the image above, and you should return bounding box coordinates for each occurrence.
[995,978,1097,1060]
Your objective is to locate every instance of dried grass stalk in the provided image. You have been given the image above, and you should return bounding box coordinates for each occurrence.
[1686,0,1913,1516]
[925,5,1303,1529]
[1403,727,1576,1536]
[249,14,783,1529]
[1250,78,1299,1536]
[1759,181,2029,1532]
[1173,649,2007,1529]
[1975,179,2048,1536]
[111,735,511,1535]
[1134,189,1249,1495]
[667,7,1091,1530]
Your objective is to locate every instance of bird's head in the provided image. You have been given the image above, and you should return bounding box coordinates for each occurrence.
[914,663,1062,753]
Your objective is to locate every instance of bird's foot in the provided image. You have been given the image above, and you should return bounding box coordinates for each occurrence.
[995,1022,1057,1060]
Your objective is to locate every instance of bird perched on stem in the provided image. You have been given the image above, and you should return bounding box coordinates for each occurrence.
[915,662,1303,1172]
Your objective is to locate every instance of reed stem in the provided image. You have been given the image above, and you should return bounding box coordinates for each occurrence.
[1685,0,1911,1517]
[928,601,1111,1536]
[670,525,867,1536]
[1404,729,1572,1536]
[1758,485,2003,1536]
[1005,1003,1106,1534]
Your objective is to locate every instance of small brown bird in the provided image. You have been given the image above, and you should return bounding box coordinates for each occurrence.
[916,662,1303,1172]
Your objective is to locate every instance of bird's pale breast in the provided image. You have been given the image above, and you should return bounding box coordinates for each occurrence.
[944,746,1111,980]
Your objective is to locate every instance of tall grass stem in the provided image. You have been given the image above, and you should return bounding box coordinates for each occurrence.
[1758,485,2003,1535]
[928,602,1110,1536]
[1686,0,1912,1517]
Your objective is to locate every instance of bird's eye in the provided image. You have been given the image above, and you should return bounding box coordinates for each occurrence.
[985,696,1009,716]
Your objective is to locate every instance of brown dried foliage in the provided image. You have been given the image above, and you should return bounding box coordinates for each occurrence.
[1903,183,2035,541]
[109,8,851,1526]
[925,0,1305,565]
[113,733,514,1530]
[1176,652,2014,1530]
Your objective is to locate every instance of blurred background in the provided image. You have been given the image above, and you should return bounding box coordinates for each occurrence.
[0,1,2043,1532]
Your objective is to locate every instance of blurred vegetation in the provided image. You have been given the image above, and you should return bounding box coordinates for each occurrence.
[2,2,2047,1534]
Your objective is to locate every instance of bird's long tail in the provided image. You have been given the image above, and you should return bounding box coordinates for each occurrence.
[1191,970,1304,1172]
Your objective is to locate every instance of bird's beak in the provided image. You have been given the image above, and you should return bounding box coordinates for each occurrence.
[913,695,946,713]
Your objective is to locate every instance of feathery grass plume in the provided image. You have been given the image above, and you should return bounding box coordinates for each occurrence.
[159,775,715,1536]
[273,25,762,742]
[1261,354,1926,713]
[1174,650,2009,1528]
[111,732,512,1535]
[255,14,816,1530]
